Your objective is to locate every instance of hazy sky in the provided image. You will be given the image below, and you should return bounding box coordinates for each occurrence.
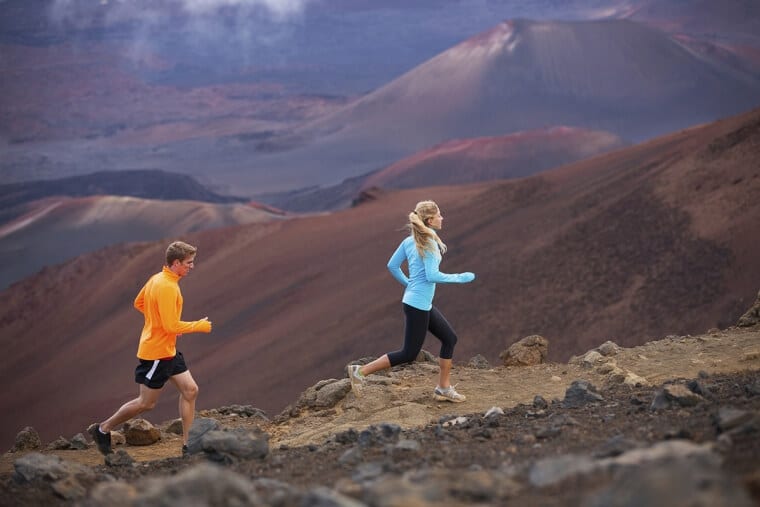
[37,0,632,93]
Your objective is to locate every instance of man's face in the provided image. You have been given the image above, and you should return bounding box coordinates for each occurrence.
[173,255,195,278]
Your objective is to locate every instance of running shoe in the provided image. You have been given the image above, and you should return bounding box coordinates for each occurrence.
[347,364,365,396]
[89,425,113,455]
[434,385,466,403]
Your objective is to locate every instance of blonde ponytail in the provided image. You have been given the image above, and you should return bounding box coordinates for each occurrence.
[407,201,447,257]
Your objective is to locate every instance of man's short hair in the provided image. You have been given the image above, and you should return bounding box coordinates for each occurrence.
[166,241,197,266]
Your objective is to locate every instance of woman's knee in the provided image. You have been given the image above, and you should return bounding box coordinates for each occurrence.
[440,336,457,359]
[388,349,419,366]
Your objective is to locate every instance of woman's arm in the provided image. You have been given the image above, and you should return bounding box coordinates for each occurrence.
[387,242,409,287]
[422,249,475,284]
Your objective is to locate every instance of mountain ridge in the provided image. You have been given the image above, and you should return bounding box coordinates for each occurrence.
[229,17,760,194]
[0,107,758,449]
[258,126,625,212]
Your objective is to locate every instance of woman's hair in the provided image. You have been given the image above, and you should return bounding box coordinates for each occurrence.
[407,200,447,257]
[166,241,197,266]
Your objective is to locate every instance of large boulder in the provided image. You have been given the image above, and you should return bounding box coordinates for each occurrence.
[201,428,269,463]
[737,290,760,327]
[500,335,548,366]
[14,453,95,501]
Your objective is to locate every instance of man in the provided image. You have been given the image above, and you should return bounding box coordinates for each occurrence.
[90,241,212,457]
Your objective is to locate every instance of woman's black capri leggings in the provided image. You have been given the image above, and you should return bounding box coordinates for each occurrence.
[387,303,458,366]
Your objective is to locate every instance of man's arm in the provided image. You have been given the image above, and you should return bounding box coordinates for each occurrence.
[133,285,146,314]
[156,285,212,334]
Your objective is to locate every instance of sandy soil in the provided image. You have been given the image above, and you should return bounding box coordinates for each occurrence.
[2,326,757,472]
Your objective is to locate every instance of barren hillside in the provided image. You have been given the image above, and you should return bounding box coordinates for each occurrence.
[1,323,758,506]
[0,108,758,451]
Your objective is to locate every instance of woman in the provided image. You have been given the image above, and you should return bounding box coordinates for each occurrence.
[347,200,475,402]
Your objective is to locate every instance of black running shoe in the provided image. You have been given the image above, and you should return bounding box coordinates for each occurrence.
[89,425,113,455]
[182,444,190,458]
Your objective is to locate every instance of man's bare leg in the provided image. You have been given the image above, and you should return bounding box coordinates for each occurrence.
[170,370,199,445]
[100,384,163,433]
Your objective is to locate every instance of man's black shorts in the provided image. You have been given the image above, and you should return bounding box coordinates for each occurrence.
[135,351,188,389]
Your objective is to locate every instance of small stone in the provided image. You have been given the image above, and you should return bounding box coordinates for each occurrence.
[164,419,183,435]
[105,450,135,467]
[12,427,42,452]
[663,384,703,407]
[562,380,604,408]
[68,433,89,450]
[123,419,161,446]
[624,372,649,387]
[715,407,753,432]
[485,407,504,418]
[598,341,620,356]
[46,437,71,451]
[500,335,549,366]
[468,354,491,369]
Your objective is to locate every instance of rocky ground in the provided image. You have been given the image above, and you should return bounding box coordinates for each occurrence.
[1,324,759,506]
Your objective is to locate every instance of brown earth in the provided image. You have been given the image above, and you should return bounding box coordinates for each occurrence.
[1,325,758,505]
[0,107,759,451]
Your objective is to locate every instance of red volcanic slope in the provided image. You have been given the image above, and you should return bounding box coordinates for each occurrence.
[623,0,760,73]
[0,195,283,289]
[361,127,624,190]
[262,126,624,212]
[0,108,759,448]
[232,17,760,194]
[624,0,760,44]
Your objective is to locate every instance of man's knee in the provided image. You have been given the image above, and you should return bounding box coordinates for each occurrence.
[137,398,158,411]
[183,382,199,401]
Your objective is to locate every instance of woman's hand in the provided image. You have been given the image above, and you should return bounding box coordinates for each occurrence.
[458,272,475,283]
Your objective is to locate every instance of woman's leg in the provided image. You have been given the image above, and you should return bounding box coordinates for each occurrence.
[359,354,391,376]
[428,305,459,389]
[370,304,429,374]
[438,358,453,389]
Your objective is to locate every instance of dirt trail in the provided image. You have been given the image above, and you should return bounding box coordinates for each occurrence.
[272,327,760,447]
[4,326,756,474]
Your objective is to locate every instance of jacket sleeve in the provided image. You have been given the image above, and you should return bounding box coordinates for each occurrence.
[156,284,211,334]
[387,241,409,287]
[133,285,146,314]
[422,249,475,284]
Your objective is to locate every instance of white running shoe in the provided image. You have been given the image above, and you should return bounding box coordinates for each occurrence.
[347,364,365,396]
[434,385,466,403]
